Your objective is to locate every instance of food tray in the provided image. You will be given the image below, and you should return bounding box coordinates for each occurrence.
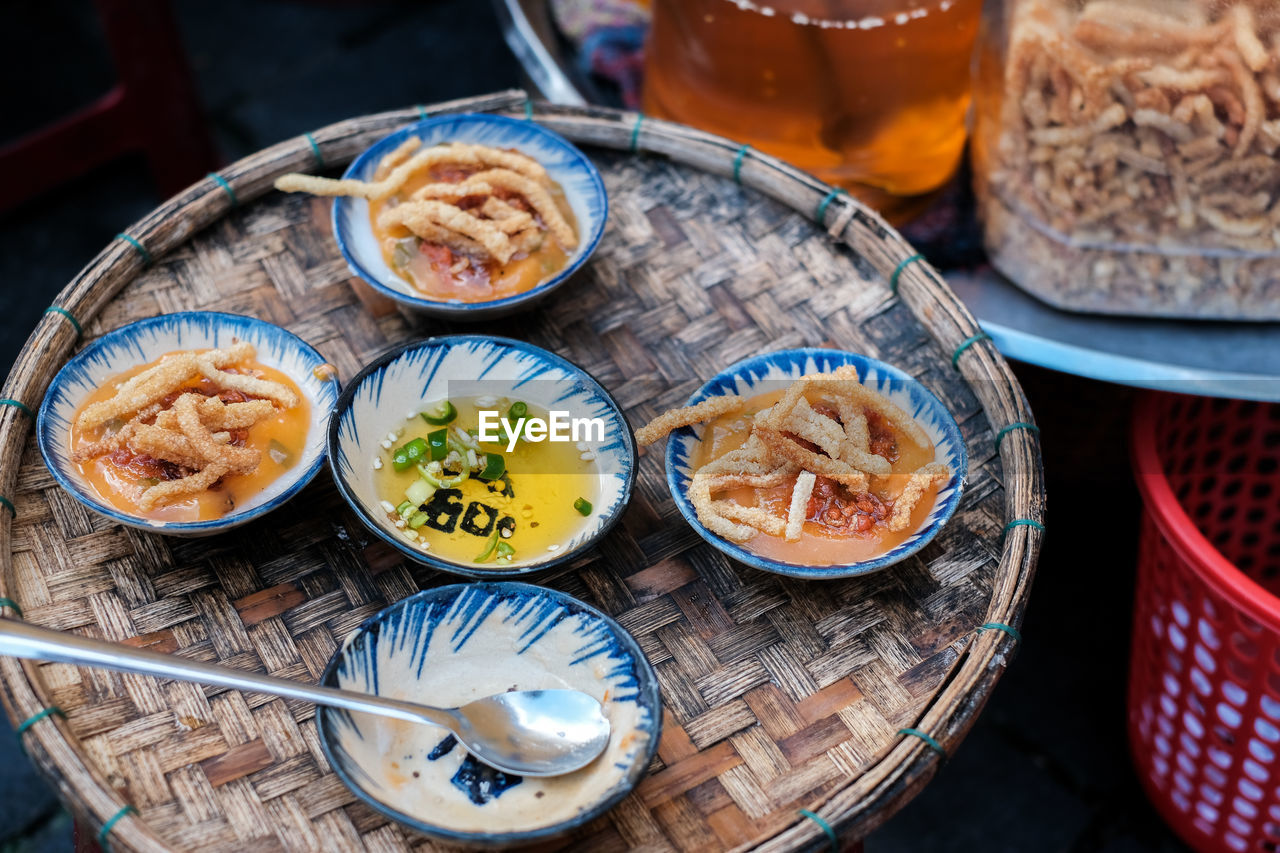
[0,91,1044,851]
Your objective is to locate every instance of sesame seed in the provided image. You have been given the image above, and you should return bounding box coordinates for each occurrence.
[580,451,596,461]
[372,457,383,470]
[380,500,396,514]
[386,432,398,442]
[380,439,393,450]
[394,519,406,529]
[501,528,512,538]
[547,544,561,552]
[575,441,588,451]
[407,411,417,420]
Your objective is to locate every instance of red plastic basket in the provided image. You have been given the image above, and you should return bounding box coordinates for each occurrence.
[1130,393,1280,852]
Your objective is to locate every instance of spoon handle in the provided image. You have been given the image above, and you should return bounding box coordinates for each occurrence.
[0,618,454,729]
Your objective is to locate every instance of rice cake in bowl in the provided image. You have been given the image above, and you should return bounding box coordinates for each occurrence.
[277,112,607,321]
[37,311,339,536]
[317,582,661,847]
[653,348,968,579]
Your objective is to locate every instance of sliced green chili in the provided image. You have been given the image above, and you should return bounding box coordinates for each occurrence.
[474,529,500,562]
[421,400,457,425]
[392,437,428,471]
[419,460,467,488]
[427,428,448,461]
[478,453,505,481]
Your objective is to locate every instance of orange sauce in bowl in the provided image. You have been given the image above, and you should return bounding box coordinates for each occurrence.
[369,164,577,303]
[693,389,942,566]
[69,353,310,523]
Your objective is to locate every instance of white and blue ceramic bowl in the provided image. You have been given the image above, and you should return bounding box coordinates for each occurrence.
[329,335,636,578]
[333,112,608,321]
[665,348,968,579]
[317,582,661,847]
[37,312,339,536]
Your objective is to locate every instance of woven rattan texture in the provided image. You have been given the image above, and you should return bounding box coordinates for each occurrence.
[9,145,1014,851]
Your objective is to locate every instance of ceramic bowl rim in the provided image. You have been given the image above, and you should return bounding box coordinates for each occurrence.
[330,112,608,316]
[326,334,637,578]
[315,580,663,847]
[36,310,335,534]
[663,347,968,579]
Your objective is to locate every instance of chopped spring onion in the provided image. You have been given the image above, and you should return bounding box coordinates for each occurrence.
[395,500,415,520]
[452,426,480,451]
[421,399,457,425]
[407,511,430,530]
[267,439,293,467]
[392,437,428,472]
[405,477,436,507]
[478,452,505,481]
[507,401,528,420]
[391,237,417,269]
[427,428,448,461]
[474,529,500,562]
[573,497,592,516]
[419,460,467,489]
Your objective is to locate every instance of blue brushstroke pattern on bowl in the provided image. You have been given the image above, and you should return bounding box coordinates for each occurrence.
[37,311,339,537]
[317,582,661,847]
[332,112,608,320]
[328,334,635,578]
[665,348,968,579]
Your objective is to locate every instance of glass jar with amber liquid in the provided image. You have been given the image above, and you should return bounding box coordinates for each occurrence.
[642,0,983,219]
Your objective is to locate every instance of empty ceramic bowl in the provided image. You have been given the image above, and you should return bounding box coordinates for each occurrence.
[317,582,662,847]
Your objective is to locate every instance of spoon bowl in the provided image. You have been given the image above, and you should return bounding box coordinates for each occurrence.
[0,617,610,777]
[456,690,611,776]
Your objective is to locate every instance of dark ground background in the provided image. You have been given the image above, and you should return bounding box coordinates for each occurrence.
[0,2,1190,850]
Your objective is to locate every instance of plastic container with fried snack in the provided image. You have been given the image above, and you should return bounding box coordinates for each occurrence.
[973,0,1280,320]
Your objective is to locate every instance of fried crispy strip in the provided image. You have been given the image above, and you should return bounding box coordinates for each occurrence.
[408,179,495,202]
[887,463,951,532]
[468,169,577,250]
[152,397,276,432]
[689,470,757,542]
[75,343,254,430]
[375,136,423,179]
[634,395,744,446]
[173,394,259,471]
[274,143,549,201]
[712,501,786,537]
[754,424,870,493]
[138,462,231,511]
[784,397,847,459]
[379,200,515,264]
[194,359,298,409]
[785,471,816,541]
[70,404,162,462]
[130,424,210,470]
[1232,4,1269,73]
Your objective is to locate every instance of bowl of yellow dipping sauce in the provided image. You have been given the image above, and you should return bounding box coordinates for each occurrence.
[328,335,635,577]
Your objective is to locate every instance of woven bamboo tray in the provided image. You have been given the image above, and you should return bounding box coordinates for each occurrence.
[0,90,1044,852]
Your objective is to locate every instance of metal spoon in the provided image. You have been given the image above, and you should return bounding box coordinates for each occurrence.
[0,619,610,777]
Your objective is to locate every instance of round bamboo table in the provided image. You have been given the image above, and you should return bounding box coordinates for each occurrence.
[0,91,1044,852]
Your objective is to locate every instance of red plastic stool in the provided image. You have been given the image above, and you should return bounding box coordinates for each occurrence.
[0,0,217,212]
[1130,393,1280,852]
